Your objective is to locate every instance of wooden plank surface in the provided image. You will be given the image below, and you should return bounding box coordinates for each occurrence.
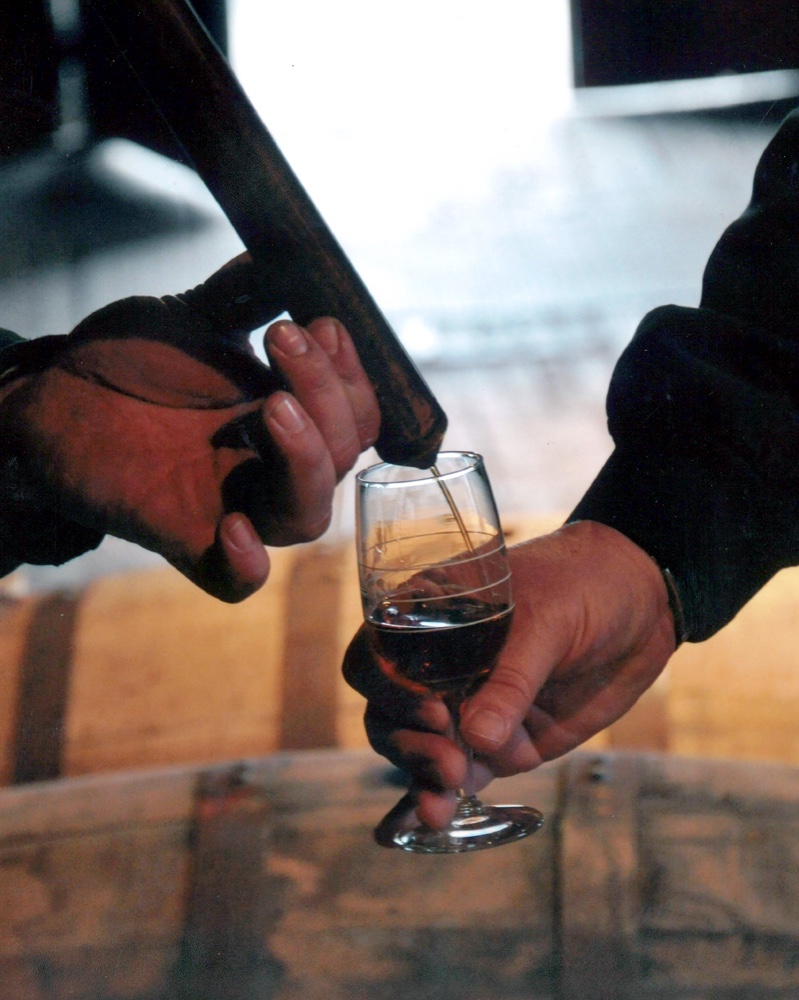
[558,753,642,998]
[0,749,559,1000]
[2,751,799,997]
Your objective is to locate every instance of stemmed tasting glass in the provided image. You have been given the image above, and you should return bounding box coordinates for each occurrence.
[355,451,544,853]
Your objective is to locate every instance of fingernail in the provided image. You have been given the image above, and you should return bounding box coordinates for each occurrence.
[464,710,507,748]
[269,321,308,357]
[269,394,306,434]
[224,514,257,553]
[311,319,339,357]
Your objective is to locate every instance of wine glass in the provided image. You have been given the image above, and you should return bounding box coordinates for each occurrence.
[355,451,544,853]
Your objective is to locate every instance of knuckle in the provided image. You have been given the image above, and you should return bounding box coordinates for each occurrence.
[331,432,363,479]
[488,662,536,707]
[490,740,540,777]
[355,411,381,450]
[302,506,333,540]
[274,508,332,546]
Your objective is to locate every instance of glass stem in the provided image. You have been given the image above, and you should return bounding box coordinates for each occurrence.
[445,694,475,801]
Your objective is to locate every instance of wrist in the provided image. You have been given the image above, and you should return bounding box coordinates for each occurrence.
[568,446,762,642]
[0,446,104,570]
[656,566,687,646]
[0,334,104,571]
[563,519,683,651]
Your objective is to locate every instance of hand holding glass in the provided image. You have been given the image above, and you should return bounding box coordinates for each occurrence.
[355,451,544,853]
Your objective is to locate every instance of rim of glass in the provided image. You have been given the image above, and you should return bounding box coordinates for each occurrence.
[356,451,483,488]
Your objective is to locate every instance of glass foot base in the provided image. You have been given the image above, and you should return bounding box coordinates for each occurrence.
[393,796,544,854]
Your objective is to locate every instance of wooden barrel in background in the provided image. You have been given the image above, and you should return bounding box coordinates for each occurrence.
[0,536,369,785]
[597,562,799,763]
[0,515,562,785]
[1,748,799,999]
[1,513,799,785]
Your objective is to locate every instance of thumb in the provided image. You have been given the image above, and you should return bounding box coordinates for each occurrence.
[176,252,286,339]
[175,513,271,603]
[459,623,556,756]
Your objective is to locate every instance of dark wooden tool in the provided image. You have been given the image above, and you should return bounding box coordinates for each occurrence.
[83,0,447,469]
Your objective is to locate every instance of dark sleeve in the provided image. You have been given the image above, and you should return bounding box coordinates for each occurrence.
[0,328,24,351]
[570,108,799,642]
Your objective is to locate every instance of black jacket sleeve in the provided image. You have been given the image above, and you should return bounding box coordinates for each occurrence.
[570,108,799,642]
[0,328,24,351]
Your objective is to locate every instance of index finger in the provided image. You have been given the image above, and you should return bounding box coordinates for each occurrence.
[260,390,337,543]
[305,318,381,453]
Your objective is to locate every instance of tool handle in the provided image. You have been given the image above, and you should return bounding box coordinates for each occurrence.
[84,0,447,468]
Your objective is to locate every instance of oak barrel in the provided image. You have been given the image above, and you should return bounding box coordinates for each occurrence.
[1,748,799,999]
[0,515,562,786]
[3,513,799,784]
[0,539,370,784]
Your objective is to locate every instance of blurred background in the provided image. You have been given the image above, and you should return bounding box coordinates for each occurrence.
[4,9,799,994]
[1,0,799,784]
[2,0,794,591]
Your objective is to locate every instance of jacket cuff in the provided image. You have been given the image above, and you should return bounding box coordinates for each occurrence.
[568,445,799,642]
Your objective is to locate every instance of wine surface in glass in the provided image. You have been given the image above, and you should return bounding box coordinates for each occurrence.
[366,596,513,698]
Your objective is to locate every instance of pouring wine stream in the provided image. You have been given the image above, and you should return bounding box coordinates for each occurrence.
[431,463,476,556]
[430,463,479,803]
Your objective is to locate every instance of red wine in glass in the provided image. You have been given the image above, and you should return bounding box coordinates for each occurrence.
[355,451,544,853]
